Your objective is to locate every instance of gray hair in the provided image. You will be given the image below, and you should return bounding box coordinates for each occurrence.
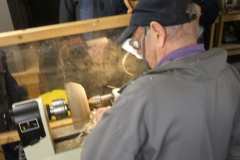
[144,3,203,43]
[164,3,203,42]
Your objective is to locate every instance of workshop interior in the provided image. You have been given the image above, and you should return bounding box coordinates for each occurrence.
[1,0,240,159]
[0,0,146,159]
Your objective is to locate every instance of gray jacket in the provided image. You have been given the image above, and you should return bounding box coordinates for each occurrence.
[81,48,240,160]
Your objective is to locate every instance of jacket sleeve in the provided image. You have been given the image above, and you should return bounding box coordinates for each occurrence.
[193,0,219,26]
[59,0,77,23]
[80,86,148,160]
[227,104,240,160]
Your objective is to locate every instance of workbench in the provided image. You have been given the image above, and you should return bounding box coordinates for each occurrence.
[0,14,142,146]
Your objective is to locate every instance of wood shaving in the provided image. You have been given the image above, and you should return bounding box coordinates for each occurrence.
[76,110,97,147]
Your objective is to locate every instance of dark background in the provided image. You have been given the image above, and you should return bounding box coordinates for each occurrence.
[7,0,60,29]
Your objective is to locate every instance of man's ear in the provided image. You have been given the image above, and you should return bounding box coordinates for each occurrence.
[150,21,166,48]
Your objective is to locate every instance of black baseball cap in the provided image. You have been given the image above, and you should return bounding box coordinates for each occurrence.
[116,0,197,44]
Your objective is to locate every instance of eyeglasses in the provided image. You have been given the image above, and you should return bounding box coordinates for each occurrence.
[129,29,145,50]
[129,27,149,70]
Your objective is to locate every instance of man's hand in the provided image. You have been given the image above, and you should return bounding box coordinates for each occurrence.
[96,106,111,122]
[127,8,133,14]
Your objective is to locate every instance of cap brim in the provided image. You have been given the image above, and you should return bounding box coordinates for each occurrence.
[116,26,137,44]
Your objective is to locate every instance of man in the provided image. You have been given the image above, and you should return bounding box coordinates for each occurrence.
[127,0,219,50]
[81,0,240,159]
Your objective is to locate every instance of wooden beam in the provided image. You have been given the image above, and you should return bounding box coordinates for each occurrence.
[0,14,131,47]
[0,130,19,145]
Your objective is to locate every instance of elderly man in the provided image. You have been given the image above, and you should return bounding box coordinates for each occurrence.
[81,0,240,159]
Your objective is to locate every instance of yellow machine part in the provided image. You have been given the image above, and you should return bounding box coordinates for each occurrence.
[39,89,68,104]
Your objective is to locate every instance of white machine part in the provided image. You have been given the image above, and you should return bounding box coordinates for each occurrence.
[12,83,90,160]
